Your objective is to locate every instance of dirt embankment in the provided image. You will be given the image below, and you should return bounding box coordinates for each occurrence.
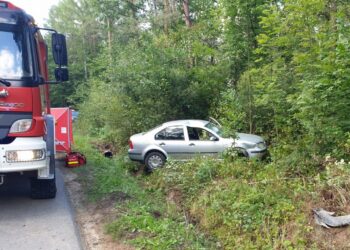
[60,165,134,250]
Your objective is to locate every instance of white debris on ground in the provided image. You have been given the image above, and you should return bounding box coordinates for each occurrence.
[313,208,350,228]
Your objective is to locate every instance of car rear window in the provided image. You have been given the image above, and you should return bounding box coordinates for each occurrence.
[155,126,184,140]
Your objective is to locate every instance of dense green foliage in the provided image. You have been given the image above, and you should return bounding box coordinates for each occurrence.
[50,0,350,249]
[49,0,350,159]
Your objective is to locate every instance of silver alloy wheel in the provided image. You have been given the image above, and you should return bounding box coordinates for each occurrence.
[148,154,164,169]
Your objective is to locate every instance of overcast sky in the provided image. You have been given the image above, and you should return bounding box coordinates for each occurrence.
[10,0,60,27]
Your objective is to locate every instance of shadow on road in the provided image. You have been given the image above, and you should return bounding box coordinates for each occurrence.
[0,165,83,250]
[0,174,31,199]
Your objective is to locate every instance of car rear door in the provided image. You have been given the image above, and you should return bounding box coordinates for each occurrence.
[154,125,189,160]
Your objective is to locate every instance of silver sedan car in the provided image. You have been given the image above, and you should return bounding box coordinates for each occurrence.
[128,120,267,170]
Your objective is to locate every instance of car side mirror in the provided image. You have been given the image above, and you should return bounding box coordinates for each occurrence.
[210,136,218,141]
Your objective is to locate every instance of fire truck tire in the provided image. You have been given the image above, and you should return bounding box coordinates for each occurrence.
[30,178,57,199]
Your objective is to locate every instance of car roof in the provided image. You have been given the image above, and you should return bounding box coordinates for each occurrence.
[161,120,209,127]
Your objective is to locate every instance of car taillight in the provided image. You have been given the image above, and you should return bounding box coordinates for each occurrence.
[128,140,133,149]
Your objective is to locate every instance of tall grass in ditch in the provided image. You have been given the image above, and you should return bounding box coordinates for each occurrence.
[73,135,139,200]
[147,157,313,249]
[74,135,350,249]
[73,135,216,249]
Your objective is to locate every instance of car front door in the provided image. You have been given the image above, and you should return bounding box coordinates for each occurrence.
[186,126,224,158]
[154,125,189,160]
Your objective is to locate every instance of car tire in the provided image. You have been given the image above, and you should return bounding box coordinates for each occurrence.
[30,178,57,199]
[239,148,248,157]
[232,147,248,158]
[145,152,166,172]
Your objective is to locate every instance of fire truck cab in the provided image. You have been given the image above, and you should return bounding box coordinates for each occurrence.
[0,1,68,199]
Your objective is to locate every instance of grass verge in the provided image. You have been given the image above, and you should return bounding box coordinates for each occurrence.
[73,135,350,249]
[73,135,216,249]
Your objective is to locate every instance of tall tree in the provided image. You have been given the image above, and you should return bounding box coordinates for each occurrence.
[182,0,192,27]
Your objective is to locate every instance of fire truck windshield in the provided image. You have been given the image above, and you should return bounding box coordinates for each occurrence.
[0,28,33,81]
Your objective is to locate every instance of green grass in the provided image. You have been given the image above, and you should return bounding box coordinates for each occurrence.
[147,158,311,249]
[73,135,140,200]
[73,135,350,249]
[73,135,216,249]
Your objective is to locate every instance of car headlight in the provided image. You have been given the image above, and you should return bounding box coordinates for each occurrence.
[6,149,46,163]
[241,142,257,149]
[257,142,266,150]
[9,119,32,133]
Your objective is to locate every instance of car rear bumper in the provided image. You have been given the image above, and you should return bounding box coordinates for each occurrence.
[128,151,143,162]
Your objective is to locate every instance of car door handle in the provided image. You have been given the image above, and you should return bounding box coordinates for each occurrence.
[159,143,166,146]
[189,143,195,146]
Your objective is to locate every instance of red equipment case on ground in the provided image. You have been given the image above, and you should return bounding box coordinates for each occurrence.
[51,108,73,153]
[51,108,86,167]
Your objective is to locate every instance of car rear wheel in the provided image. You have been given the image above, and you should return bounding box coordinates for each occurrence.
[145,152,166,171]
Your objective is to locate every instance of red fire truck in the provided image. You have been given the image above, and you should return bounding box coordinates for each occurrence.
[0,1,68,199]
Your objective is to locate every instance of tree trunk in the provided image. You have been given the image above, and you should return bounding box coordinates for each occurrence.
[82,32,88,80]
[129,0,137,19]
[152,0,158,15]
[182,0,192,28]
[107,17,112,63]
[163,0,170,33]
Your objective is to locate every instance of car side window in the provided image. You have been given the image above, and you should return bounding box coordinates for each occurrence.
[155,126,185,140]
[187,127,216,141]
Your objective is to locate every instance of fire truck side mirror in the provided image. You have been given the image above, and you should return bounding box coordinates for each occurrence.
[55,68,69,82]
[52,33,68,66]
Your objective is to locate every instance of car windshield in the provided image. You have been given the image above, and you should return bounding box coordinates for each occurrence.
[0,28,32,80]
[205,122,223,137]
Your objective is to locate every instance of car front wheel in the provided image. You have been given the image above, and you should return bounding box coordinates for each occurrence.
[145,152,166,171]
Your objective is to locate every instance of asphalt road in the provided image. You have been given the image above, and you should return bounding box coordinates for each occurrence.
[0,162,82,250]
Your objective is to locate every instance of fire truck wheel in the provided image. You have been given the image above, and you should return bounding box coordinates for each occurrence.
[30,178,57,199]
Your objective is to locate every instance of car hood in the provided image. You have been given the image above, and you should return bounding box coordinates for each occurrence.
[236,133,264,143]
[222,133,264,145]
